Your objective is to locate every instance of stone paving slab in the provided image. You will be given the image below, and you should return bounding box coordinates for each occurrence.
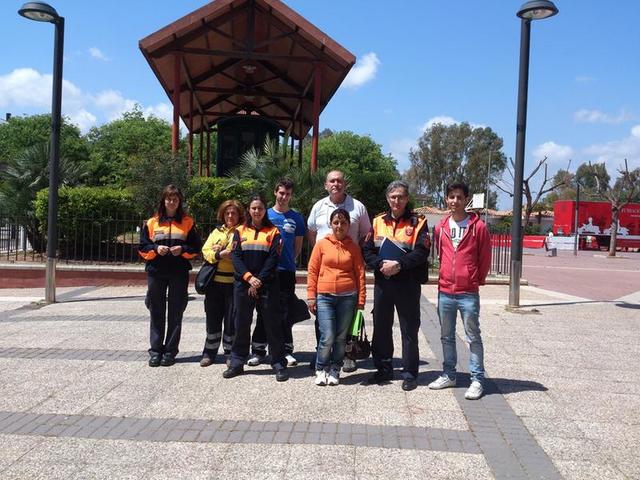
[0,283,638,478]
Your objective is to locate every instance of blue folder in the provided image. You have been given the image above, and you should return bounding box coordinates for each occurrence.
[379,237,406,261]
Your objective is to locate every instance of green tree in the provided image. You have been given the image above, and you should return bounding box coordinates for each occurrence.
[0,114,89,171]
[404,122,507,208]
[85,107,172,186]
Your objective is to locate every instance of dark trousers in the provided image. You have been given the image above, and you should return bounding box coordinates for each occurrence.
[231,280,286,369]
[146,270,189,356]
[251,270,295,355]
[203,281,235,357]
[371,279,421,379]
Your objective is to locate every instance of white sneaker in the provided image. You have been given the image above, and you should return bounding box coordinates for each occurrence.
[285,354,298,367]
[465,381,483,400]
[247,354,264,367]
[428,375,457,390]
[327,370,340,386]
[315,370,327,386]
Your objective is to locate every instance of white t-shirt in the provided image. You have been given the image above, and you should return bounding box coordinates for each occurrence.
[307,194,371,243]
[449,215,470,250]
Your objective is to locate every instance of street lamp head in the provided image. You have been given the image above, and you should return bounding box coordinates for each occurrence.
[18,2,60,23]
[517,0,559,20]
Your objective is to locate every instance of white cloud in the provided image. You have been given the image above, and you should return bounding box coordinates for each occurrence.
[0,68,173,133]
[342,52,380,89]
[420,115,486,132]
[574,108,633,124]
[582,124,640,171]
[88,47,109,61]
[532,141,574,165]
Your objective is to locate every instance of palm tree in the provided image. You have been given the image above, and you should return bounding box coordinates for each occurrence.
[0,143,87,252]
[227,135,326,217]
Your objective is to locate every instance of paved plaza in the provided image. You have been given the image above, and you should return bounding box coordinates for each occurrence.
[0,265,638,478]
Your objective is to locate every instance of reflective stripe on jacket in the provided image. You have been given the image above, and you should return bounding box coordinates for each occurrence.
[362,209,430,283]
[201,225,236,284]
[232,223,281,284]
[138,215,201,274]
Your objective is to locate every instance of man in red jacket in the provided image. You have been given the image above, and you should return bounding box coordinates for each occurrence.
[428,183,491,400]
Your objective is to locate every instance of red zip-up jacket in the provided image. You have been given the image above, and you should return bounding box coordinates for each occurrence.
[434,213,491,294]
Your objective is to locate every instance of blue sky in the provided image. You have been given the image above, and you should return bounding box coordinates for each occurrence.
[1,1,638,208]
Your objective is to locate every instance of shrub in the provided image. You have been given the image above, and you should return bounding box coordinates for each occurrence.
[35,186,139,259]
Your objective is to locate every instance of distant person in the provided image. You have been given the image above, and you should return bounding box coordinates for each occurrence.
[362,180,430,391]
[199,199,245,367]
[307,208,366,386]
[428,182,491,400]
[223,194,289,382]
[139,184,202,367]
[248,178,306,367]
[307,169,371,372]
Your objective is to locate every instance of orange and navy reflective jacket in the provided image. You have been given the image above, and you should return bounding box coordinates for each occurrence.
[138,215,202,274]
[362,209,431,283]
[232,222,281,284]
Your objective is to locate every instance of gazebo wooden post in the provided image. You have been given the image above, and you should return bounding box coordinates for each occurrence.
[205,129,211,177]
[310,63,322,173]
[298,111,303,168]
[198,125,204,176]
[188,91,194,176]
[289,130,294,161]
[171,52,182,155]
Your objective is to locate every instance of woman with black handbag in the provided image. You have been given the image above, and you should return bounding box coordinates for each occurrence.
[307,208,366,386]
[139,184,201,367]
[199,199,245,367]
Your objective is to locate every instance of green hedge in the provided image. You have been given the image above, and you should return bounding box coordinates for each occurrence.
[35,186,139,259]
[185,176,257,226]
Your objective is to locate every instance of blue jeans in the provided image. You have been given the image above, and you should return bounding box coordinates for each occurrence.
[437,292,485,383]
[316,293,357,371]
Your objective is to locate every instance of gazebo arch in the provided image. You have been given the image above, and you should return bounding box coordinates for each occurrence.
[139,0,355,174]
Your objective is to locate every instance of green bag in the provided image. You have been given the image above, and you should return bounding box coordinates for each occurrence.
[350,309,365,337]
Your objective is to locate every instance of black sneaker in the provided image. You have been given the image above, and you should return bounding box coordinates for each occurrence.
[402,378,418,391]
[160,353,176,367]
[148,354,161,367]
[343,358,357,373]
[222,365,244,379]
[366,370,393,385]
[275,368,289,382]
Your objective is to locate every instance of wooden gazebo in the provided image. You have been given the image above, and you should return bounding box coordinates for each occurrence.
[139,0,355,174]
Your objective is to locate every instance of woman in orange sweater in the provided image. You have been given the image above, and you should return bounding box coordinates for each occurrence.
[307,208,366,386]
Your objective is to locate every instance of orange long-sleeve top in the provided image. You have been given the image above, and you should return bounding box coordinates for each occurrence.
[307,234,366,307]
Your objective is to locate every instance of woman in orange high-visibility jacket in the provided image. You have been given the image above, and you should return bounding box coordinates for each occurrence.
[222,194,289,382]
[139,184,202,368]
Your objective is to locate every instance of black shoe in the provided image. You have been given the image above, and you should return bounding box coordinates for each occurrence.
[160,353,175,367]
[148,354,161,367]
[223,365,244,379]
[275,368,289,382]
[402,378,418,391]
[343,358,357,373]
[366,370,393,385]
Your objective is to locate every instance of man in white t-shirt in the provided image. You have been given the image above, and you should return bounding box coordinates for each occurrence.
[307,169,371,372]
[307,170,371,247]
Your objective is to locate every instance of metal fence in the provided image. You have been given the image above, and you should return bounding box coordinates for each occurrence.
[0,214,510,275]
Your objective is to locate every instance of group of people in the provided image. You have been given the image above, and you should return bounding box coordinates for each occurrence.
[138,170,491,399]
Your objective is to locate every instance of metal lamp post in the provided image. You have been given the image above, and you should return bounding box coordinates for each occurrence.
[18,2,65,303]
[508,0,558,308]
